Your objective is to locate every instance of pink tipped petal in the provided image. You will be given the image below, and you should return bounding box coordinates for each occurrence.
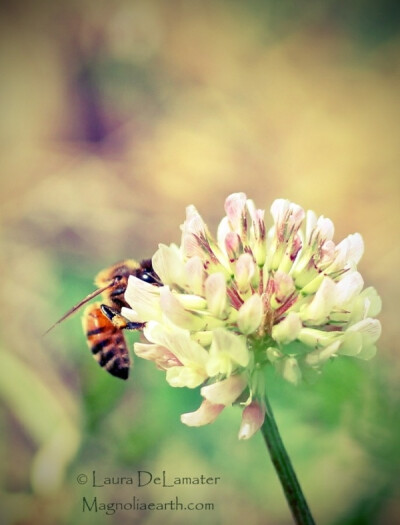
[273,271,295,302]
[320,240,336,265]
[184,205,207,235]
[235,253,256,292]
[134,343,182,369]
[238,402,265,440]
[201,374,247,405]
[224,192,247,230]
[290,204,306,228]
[271,199,305,244]
[224,231,242,261]
[181,205,208,257]
[316,216,334,241]
[270,199,289,225]
[143,321,209,369]
[184,256,205,296]
[181,400,225,427]
[246,199,265,227]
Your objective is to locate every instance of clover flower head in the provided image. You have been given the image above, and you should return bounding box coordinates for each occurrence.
[122,193,381,439]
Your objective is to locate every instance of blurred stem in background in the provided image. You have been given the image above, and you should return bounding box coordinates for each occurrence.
[262,393,315,525]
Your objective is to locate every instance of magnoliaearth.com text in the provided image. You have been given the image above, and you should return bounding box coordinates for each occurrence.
[82,496,215,514]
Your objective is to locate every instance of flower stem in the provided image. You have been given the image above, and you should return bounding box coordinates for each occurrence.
[261,394,316,525]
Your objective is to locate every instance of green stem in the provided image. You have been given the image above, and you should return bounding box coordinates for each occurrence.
[261,394,316,525]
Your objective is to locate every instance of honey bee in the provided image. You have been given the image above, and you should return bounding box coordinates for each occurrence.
[46,259,160,380]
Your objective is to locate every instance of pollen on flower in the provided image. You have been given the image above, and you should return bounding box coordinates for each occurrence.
[123,193,382,439]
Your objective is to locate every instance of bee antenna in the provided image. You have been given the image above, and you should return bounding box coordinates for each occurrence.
[43,280,116,336]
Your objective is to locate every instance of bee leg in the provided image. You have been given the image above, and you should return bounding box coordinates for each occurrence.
[100,304,145,330]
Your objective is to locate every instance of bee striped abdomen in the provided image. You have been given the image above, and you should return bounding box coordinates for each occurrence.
[83,303,131,380]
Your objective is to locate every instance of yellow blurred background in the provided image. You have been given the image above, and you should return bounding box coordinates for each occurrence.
[1,1,399,524]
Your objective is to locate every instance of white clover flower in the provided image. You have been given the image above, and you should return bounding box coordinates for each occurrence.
[122,193,381,439]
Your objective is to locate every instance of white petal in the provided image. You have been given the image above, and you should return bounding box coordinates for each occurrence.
[266,346,283,363]
[334,233,364,268]
[166,366,208,388]
[124,276,161,321]
[210,328,249,368]
[305,340,341,365]
[178,294,208,310]
[347,233,364,265]
[305,209,317,243]
[181,400,224,427]
[298,327,337,347]
[281,357,302,385]
[356,344,377,360]
[339,331,363,356]
[272,312,302,344]
[205,272,227,317]
[120,307,141,322]
[201,374,247,405]
[160,287,206,330]
[191,331,213,347]
[238,401,265,440]
[348,318,382,343]
[300,277,336,324]
[152,244,185,287]
[217,216,232,254]
[237,294,263,334]
[335,272,364,305]
[361,287,382,317]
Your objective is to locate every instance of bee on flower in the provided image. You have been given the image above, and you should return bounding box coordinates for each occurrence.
[121,193,381,440]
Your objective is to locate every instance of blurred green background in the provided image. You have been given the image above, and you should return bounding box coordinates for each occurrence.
[0,1,399,524]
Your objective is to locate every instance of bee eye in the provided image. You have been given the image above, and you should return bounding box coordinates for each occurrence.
[113,275,123,282]
[140,272,158,284]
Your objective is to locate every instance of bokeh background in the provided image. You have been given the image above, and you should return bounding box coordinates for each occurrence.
[1,1,399,524]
